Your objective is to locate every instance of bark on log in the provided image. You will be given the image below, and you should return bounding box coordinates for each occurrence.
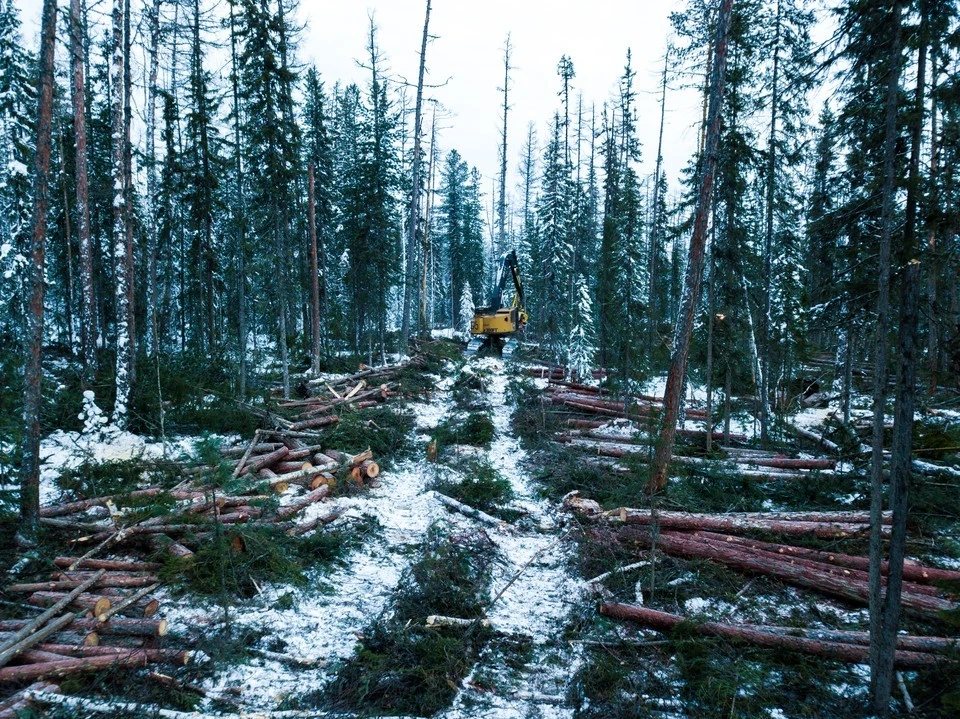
[39,490,167,518]
[287,507,346,536]
[242,446,290,474]
[689,530,957,585]
[220,442,281,458]
[9,574,155,592]
[0,649,189,682]
[0,617,167,637]
[434,492,504,528]
[0,613,78,669]
[34,644,188,662]
[620,528,954,618]
[288,415,340,432]
[274,486,331,521]
[600,507,879,539]
[97,583,161,623]
[27,592,112,617]
[0,569,106,660]
[53,557,159,572]
[0,681,60,719]
[599,603,939,668]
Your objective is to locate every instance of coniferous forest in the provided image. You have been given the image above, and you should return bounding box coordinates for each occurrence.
[1,0,960,716]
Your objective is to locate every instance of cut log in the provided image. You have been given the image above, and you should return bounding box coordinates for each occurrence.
[220,442,281,458]
[27,592,111,617]
[150,535,194,561]
[0,649,189,682]
[0,613,78,670]
[785,422,841,454]
[597,507,880,539]
[9,574,156,592]
[0,569,106,662]
[288,415,339,432]
[242,446,290,474]
[231,430,263,478]
[54,558,160,572]
[619,527,955,618]
[0,617,168,638]
[738,625,958,653]
[40,489,168,518]
[97,583,161,623]
[668,531,943,597]
[425,615,491,629]
[599,603,938,668]
[274,486,331,522]
[287,507,346,536]
[35,644,189,662]
[434,492,504,528]
[0,681,60,719]
[688,530,958,585]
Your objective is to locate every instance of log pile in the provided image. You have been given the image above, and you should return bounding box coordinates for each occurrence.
[0,564,188,686]
[566,494,960,622]
[268,357,424,430]
[36,436,379,557]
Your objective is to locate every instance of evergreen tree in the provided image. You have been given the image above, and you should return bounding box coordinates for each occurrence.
[567,274,596,381]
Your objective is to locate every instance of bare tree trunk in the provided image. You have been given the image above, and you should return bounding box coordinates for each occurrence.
[760,0,781,447]
[145,0,160,358]
[308,163,321,373]
[70,0,96,379]
[419,102,437,337]
[926,46,939,394]
[868,3,904,714]
[111,0,132,426]
[122,0,135,384]
[228,0,247,397]
[648,0,735,494]
[649,48,668,346]
[400,0,431,351]
[497,35,512,264]
[705,217,716,453]
[20,0,58,546]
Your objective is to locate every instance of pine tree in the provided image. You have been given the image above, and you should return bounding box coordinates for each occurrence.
[0,0,35,340]
[458,282,474,337]
[533,115,572,362]
[567,275,596,381]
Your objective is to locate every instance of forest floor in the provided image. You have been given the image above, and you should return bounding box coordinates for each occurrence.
[2,344,960,717]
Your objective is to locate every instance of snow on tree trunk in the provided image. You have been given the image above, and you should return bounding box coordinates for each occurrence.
[459,283,474,338]
[111,0,131,427]
[567,276,596,382]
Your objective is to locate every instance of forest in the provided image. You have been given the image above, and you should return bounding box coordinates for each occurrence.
[0,0,959,717]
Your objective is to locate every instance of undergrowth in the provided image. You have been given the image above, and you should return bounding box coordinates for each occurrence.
[161,515,380,598]
[317,526,497,716]
[319,406,415,467]
[433,411,496,450]
[433,457,514,514]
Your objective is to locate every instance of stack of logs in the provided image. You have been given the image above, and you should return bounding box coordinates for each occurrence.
[270,358,423,431]
[567,493,960,664]
[39,436,380,562]
[0,559,185,686]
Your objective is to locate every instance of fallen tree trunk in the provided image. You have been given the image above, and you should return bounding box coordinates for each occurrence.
[288,415,340,432]
[9,574,156,592]
[242,446,290,474]
[0,681,60,719]
[1,617,168,637]
[53,558,159,572]
[785,422,841,454]
[599,507,879,539]
[599,603,940,668]
[0,649,189,682]
[619,527,954,618]
[667,530,943,598]
[0,613,78,670]
[688,529,958,585]
[274,486,331,521]
[738,624,958,653]
[434,492,504,528]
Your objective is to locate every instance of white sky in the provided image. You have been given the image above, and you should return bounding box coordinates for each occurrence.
[15,0,703,207]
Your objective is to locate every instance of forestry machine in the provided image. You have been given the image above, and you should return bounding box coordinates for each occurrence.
[467,250,528,357]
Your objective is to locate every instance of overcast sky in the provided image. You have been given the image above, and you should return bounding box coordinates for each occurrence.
[15,0,703,207]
